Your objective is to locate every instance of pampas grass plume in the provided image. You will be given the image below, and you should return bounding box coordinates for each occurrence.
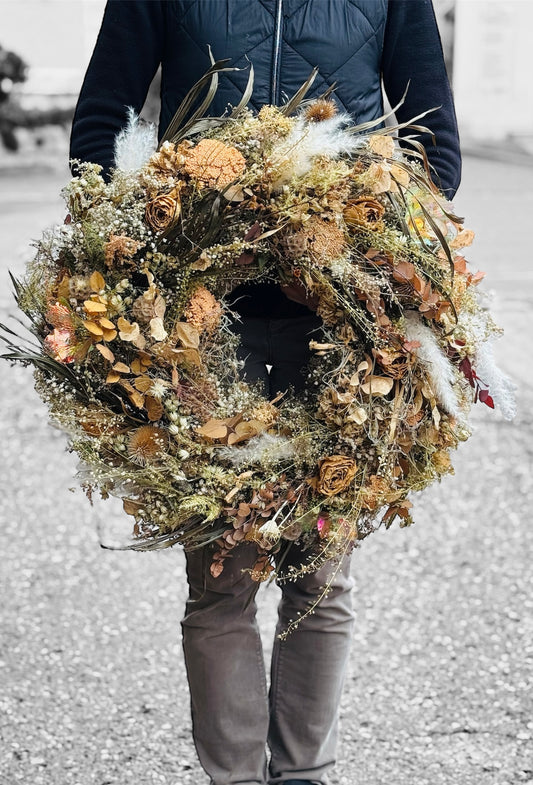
[404,311,461,416]
[114,107,157,172]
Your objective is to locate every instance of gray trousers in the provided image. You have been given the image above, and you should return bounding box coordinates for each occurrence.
[181,316,355,785]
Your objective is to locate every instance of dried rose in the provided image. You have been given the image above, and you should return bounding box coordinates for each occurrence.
[344,196,385,229]
[145,189,181,232]
[314,455,358,497]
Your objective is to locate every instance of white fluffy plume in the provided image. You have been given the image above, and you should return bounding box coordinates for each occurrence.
[474,340,517,421]
[404,311,461,416]
[113,107,157,172]
[270,114,364,188]
[218,432,295,468]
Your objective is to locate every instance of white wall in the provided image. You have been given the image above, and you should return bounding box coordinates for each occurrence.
[454,0,533,142]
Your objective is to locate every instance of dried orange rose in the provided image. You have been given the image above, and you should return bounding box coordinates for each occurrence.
[145,188,181,232]
[314,455,358,497]
[344,196,385,230]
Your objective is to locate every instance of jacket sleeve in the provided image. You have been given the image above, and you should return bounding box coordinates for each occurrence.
[69,0,165,175]
[382,0,461,198]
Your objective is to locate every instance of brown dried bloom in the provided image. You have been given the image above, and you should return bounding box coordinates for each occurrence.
[104,234,141,268]
[248,401,279,425]
[344,196,385,230]
[316,293,343,325]
[145,188,181,232]
[68,275,92,301]
[147,140,191,174]
[131,290,166,325]
[304,99,338,123]
[184,287,222,334]
[431,449,454,475]
[299,215,347,266]
[127,425,168,465]
[314,455,358,497]
[183,139,246,189]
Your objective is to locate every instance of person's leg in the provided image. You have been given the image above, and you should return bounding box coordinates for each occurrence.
[268,548,355,785]
[182,544,270,785]
[267,315,323,397]
[181,316,272,784]
[265,315,355,785]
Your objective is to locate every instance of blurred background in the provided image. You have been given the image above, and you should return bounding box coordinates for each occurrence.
[0,3,532,785]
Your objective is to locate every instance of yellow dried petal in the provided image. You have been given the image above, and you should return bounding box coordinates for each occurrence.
[98,317,115,330]
[106,371,121,384]
[113,362,130,373]
[133,376,153,393]
[84,300,107,314]
[102,328,117,341]
[89,271,105,292]
[85,321,104,336]
[361,376,394,396]
[95,343,115,363]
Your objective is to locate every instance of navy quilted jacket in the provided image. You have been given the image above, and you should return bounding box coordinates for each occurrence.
[70,0,461,196]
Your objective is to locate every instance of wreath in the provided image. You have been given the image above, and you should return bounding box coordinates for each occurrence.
[0,64,515,590]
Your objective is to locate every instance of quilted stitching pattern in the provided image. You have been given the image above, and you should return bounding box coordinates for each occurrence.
[163,0,387,127]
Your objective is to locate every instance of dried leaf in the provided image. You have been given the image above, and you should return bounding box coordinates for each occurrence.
[133,376,153,393]
[89,271,105,292]
[223,185,245,202]
[85,321,104,337]
[113,362,130,374]
[123,499,142,516]
[95,343,115,363]
[145,396,164,421]
[368,134,395,158]
[197,420,230,440]
[175,348,201,367]
[361,376,394,396]
[174,322,200,349]
[150,317,168,341]
[84,300,107,314]
[128,390,145,409]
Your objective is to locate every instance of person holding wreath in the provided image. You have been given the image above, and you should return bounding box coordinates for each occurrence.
[70,2,461,783]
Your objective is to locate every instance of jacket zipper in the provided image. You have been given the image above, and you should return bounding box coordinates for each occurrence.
[271,0,283,104]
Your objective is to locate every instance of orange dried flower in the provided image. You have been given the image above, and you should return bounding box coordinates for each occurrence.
[46,303,74,330]
[184,287,222,334]
[44,328,75,363]
[183,139,246,189]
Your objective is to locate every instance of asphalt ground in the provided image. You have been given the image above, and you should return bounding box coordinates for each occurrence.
[0,157,532,785]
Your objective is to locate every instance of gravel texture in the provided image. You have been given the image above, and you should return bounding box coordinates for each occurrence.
[0,158,532,785]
